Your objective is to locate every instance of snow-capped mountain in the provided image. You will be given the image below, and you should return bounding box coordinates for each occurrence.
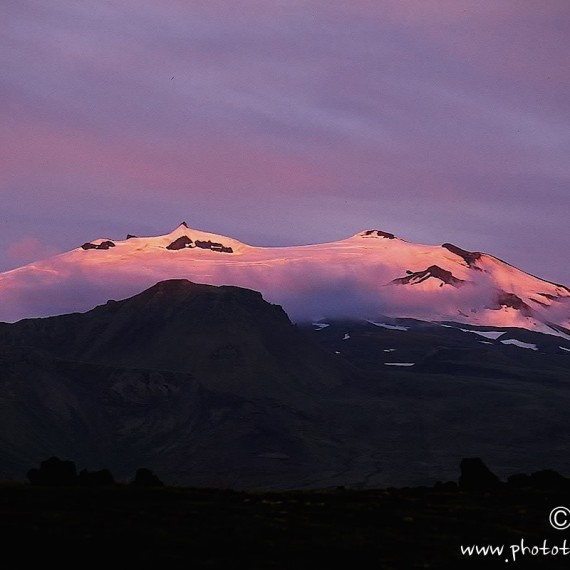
[1,223,568,334]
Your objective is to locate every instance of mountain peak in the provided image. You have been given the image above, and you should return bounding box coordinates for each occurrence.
[0,279,347,410]
[0,223,568,334]
[142,278,203,295]
[168,221,193,236]
[137,279,261,301]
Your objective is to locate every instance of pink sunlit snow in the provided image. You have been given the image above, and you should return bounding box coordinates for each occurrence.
[0,223,568,334]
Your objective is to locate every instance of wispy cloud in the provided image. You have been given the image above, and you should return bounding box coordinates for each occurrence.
[1,0,569,284]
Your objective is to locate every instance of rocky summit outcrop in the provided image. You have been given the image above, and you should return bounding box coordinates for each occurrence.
[166,236,194,250]
[81,240,116,250]
[441,243,482,267]
[361,229,396,239]
[391,265,465,287]
[166,236,233,253]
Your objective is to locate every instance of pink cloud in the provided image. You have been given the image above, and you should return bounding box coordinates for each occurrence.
[1,0,569,286]
[6,237,60,266]
[0,111,337,199]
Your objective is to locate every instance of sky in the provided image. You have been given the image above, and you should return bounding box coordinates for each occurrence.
[2,0,569,284]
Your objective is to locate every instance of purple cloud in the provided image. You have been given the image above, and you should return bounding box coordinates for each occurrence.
[1,0,568,285]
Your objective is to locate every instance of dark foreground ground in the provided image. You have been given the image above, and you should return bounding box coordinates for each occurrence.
[2,484,570,569]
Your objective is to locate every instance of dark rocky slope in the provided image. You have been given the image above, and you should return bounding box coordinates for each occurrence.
[1,281,570,488]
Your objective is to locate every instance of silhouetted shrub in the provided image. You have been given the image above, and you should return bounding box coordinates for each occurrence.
[131,468,164,487]
[27,457,77,486]
[458,458,502,492]
[507,473,531,489]
[78,469,116,487]
[529,469,569,491]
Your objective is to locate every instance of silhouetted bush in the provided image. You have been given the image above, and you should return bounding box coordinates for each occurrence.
[508,469,569,491]
[78,469,116,487]
[529,469,569,491]
[507,473,531,489]
[131,468,164,487]
[458,458,502,492]
[27,457,77,486]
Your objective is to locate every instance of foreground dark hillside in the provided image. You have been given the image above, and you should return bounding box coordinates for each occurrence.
[0,279,353,394]
[0,280,569,487]
[2,481,569,569]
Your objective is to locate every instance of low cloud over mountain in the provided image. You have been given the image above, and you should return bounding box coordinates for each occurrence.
[0,224,568,336]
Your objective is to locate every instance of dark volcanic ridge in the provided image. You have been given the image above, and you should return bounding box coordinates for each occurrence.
[0,279,350,394]
[0,279,569,488]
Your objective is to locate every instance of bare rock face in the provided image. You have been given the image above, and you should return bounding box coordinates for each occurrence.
[489,292,532,315]
[194,240,233,253]
[166,236,194,250]
[362,230,396,239]
[165,237,233,253]
[442,243,482,267]
[81,240,116,251]
[391,265,465,287]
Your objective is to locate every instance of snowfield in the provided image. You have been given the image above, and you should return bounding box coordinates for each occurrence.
[0,223,568,334]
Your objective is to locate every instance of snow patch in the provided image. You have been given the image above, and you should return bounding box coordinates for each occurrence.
[444,324,506,339]
[383,348,396,352]
[384,362,415,367]
[500,339,538,350]
[312,323,330,330]
[560,346,570,353]
[460,328,506,340]
[342,333,350,340]
[369,321,409,331]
